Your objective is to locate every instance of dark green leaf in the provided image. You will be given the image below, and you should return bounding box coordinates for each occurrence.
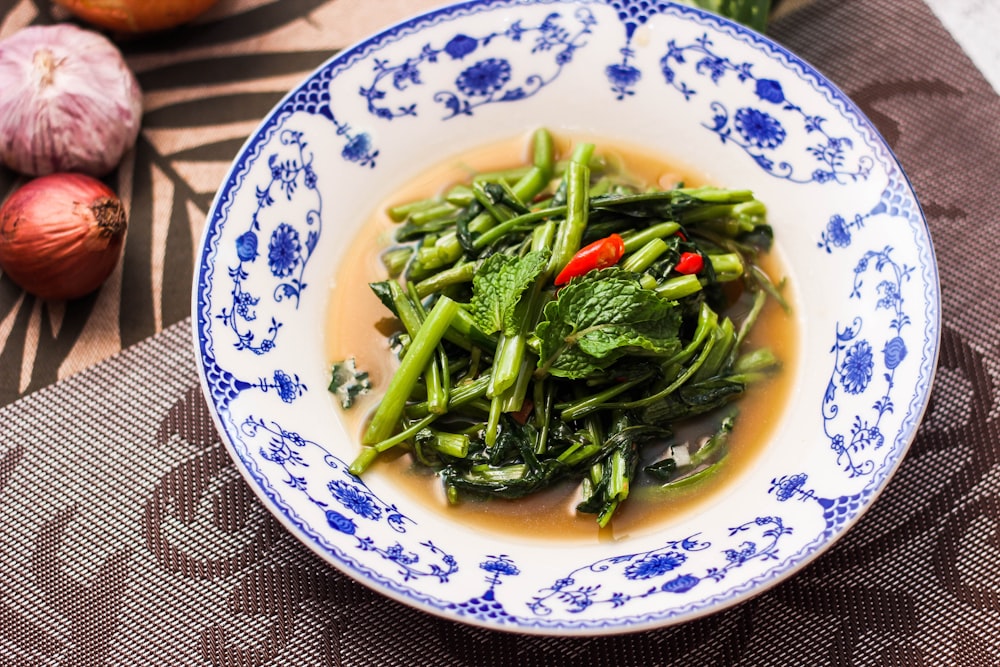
[328,358,372,409]
[368,281,398,316]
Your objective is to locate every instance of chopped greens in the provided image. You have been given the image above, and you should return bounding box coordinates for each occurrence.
[331,128,786,527]
[328,357,371,409]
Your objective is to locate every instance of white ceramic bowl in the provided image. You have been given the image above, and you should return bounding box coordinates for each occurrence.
[193,0,939,635]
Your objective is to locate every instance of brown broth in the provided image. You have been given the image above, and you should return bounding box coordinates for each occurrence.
[326,131,798,543]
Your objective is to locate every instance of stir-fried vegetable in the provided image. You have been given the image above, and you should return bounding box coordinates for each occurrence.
[333,129,787,527]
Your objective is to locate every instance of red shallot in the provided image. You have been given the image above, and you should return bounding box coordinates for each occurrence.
[0,173,128,301]
[0,23,143,177]
[53,0,221,33]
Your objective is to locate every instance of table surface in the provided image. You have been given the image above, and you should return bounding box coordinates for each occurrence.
[2,1,1000,665]
[925,0,1000,92]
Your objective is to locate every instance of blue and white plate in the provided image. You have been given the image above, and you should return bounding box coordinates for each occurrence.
[193,0,939,635]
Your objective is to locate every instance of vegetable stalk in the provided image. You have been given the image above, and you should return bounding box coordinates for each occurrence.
[361,296,459,445]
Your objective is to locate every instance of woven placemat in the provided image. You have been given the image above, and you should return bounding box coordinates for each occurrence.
[2,0,999,664]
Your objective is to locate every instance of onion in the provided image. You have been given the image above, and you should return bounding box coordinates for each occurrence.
[0,173,128,301]
[54,0,221,33]
[0,24,143,177]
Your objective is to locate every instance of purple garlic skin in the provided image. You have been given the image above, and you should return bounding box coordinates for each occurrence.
[0,23,143,177]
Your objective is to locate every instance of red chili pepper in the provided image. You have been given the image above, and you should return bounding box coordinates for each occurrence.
[510,399,534,425]
[674,251,704,275]
[554,233,625,285]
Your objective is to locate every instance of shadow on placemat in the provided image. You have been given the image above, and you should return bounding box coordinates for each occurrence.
[3,0,1000,664]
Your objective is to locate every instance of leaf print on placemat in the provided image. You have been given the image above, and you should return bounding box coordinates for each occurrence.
[0,0,341,405]
[0,287,105,404]
[136,52,335,90]
[119,44,340,346]
[143,91,290,129]
[167,138,251,165]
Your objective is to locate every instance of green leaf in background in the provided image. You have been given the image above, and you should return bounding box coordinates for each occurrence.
[683,0,774,33]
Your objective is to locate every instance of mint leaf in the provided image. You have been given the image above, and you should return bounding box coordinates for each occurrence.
[470,250,550,336]
[535,269,682,379]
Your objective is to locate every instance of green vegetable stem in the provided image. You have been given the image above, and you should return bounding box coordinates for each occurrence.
[358,296,458,448]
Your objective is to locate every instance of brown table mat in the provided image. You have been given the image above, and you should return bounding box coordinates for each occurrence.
[3,0,1000,664]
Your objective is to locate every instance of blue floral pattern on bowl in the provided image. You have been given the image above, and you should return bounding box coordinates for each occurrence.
[822,246,914,477]
[359,8,597,119]
[659,33,874,184]
[193,0,939,635]
[243,416,459,581]
[214,130,323,355]
[528,517,791,616]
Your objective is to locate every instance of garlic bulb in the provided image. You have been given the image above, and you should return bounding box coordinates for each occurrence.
[0,24,143,177]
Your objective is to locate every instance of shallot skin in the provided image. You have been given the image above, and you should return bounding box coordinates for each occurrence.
[0,24,143,177]
[54,0,222,33]
[0,173,128,301]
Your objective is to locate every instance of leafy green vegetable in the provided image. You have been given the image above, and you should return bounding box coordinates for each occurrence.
[577,415,671,527]
[641,414,735,492]
[534,269,681,379]
[470,250,550,336]
[328,357,371,409]
[331,128,788,527]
